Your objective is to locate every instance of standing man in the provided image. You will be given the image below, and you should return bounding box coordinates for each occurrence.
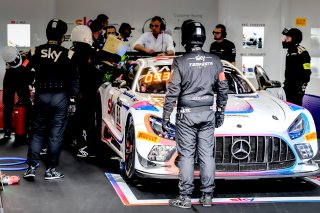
[210,24,236,65]
[163,20,228,208]
[282,28,311,106]
[23,19,79,180]
[1,46,32,141]
[134,16,175,56]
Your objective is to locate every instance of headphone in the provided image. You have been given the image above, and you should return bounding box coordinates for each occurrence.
[216,24,227,38]
[150,16,166,31]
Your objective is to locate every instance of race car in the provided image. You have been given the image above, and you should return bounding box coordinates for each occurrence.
[96,56,319,180]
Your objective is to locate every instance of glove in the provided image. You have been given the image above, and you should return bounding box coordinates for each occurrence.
[162,113,171,133]
[215,107,225,128]
[68,97,76,116]
[298,82,308,96]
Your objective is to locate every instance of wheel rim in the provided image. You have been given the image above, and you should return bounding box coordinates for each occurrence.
[125,124,135,177]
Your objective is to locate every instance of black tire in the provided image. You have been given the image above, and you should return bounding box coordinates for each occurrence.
[124,118,136,180]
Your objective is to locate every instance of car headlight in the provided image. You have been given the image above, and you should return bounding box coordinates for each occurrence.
[295,143,314,159]
[288,114,305,140]
[149,116,175,140]
[148,145,176,162]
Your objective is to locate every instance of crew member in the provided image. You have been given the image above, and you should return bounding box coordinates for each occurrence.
[1,46,32,141]
[23,19,79,180]
[70,25,121,158]
[134,16,175,56]
[282,28,311,106]
[210,24,236,65]
[163,20,228,208]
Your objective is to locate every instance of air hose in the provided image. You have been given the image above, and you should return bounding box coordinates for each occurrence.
[0,157,39,171]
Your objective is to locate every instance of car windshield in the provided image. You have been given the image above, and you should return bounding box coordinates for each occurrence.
[136,64,254,94]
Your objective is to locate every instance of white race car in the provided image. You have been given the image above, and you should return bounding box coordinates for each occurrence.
[96,56,319,180]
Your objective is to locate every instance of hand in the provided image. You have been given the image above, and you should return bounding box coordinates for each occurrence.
[162,113,171,133]
[298,82,308,95]
[215,111,225,128]
[68,98,76,116]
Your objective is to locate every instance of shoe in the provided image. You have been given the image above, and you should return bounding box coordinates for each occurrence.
[23,165,36,179]
[199,193,213,207]
[40,148,47,155]
[77,146,96,158]
[44,168,64,180]
[169,195,192,209]
[3,129,11,139]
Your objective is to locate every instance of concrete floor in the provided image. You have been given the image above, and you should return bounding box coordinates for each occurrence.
[1,135,320,213]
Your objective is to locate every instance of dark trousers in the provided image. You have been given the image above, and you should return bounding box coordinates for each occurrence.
[27,92,68,168]
[2,70,31,131]
[175,110,216,195]
[283,84,305,106]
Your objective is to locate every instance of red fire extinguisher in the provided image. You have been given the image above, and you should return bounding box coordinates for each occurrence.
[14,102,27,136]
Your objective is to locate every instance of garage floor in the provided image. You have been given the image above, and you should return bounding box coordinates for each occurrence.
[1,134,320,213]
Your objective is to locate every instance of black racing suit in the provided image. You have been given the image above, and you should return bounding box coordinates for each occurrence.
[26,41,79,169]
[69,42,121,153]
[2,54,33,134]
[210,39,236,63]
[163,48,228,196]
[283,44,311,106]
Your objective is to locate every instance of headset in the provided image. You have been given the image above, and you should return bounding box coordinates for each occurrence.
[216,24,227,38]
[150,16,166,31]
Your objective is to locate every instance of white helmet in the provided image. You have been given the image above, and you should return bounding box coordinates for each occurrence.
[71,25,93,46]
[1,46,22,68]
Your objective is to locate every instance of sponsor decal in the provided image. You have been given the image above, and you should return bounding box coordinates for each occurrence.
[230,198,255,202]
[137,131,160,143]
[305,132,317,141]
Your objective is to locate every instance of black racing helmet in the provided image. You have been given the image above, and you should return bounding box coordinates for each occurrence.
[181,20,206,48]
[282,28,302,44]
[46,19,68,41]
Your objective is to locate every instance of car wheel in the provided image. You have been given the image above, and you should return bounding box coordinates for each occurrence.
[124,119,136,180]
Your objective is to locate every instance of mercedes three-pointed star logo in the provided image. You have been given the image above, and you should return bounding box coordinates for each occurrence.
[231,139,251,160]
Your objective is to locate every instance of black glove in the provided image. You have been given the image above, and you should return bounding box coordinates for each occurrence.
[162,112,171,133]
[68,97,76,116]
[215,107,225,128]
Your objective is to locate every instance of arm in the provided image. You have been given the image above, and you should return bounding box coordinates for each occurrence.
[165,35,175,56]
[163,58,181,118]
[230,42,236,66]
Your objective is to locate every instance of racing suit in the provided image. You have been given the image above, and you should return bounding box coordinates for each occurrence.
[2,54,33,137]
[26,41,79,169]
[163,48,228,196]
[283,45,311,106]
[70,42,121,156]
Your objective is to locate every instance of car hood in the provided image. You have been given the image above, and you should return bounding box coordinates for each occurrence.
[135,92,288,134]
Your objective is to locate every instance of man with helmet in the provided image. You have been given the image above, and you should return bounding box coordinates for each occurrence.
[23,19,79,180]
[282,28,311,106]
[210,24,236,65]
[1,46,32,141]
[133,16,175,56]
[70,25,121,158]
[162,20,228,208]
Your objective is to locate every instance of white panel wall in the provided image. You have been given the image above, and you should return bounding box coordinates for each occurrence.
[56,0,218,52]
[0,0,319,97]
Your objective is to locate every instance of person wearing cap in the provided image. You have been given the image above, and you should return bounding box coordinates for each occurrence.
[282,28,311,106]
[89,19,104,49]
[23,19,79,180]
[0,46,33,142]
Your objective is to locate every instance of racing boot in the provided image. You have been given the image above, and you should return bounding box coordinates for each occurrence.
[169,194,192,209]
[199,192,213,207]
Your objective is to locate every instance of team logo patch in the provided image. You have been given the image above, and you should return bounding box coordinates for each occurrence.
[219,71,226,81]
[137,131,160,143]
